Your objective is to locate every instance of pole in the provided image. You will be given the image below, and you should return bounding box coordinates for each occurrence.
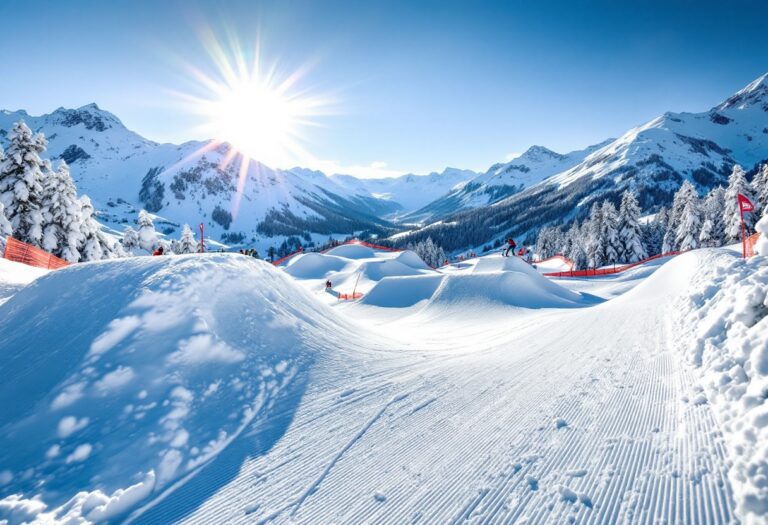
[199,223,205,253]
[740,208,746,259]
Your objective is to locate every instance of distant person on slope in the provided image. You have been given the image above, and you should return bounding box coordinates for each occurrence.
[503,238,516,257]
[152,246,164,256]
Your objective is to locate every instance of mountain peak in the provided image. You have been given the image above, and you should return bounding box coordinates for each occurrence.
[520,145,565,162]
[716,72,768,111]
[49,103,123,132]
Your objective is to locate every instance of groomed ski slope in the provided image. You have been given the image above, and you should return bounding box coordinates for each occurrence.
[0,249,755,524]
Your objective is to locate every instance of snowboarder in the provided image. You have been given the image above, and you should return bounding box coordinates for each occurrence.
[152,246,164,256]
[503,238,516,257]
[325,279,332,289]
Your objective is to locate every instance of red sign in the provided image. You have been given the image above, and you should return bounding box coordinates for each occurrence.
[738,193,754,213]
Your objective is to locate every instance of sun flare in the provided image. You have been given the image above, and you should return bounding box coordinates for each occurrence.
[176,31,332,169]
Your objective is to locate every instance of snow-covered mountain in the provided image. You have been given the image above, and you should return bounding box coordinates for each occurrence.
[328,168,477,217]
[404,141,613,223]
[396,72,768,252]
[0,105,475,250]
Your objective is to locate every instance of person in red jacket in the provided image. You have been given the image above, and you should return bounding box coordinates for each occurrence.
[152,246,164,256]
[503,238,516,257]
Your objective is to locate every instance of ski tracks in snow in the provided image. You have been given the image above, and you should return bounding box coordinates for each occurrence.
[159,261,736,524]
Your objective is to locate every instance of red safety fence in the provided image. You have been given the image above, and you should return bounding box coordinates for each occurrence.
[271,247,304,266]
[337,292,364,301]
[542,250,682,278]
[745,233,761,258]
[3,237,70,270]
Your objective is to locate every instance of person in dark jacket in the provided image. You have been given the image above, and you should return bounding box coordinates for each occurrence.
[503,238,516,257]
[152,246,164,256]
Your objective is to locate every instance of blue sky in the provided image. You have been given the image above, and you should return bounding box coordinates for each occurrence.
[1,0,767,177]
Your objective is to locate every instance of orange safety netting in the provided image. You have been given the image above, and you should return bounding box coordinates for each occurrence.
[337,292,364,301]
[541,251,682,278]
[3,237,70,270]
[745,233,761,257]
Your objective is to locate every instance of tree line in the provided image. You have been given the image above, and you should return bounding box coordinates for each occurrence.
[0,120,206,260]
[534,164,768,269]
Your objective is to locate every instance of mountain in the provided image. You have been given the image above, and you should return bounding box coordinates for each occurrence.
[395,72,768,252]
[328,168,477,217]
[404,140,614,223]
[0,105,474,250]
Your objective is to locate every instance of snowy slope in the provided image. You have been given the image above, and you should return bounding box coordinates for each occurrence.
[3,246,765,523]
[0,258,47,305]
[395,73,768,252]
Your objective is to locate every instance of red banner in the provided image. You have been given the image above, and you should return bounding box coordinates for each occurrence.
[738,193,754,213]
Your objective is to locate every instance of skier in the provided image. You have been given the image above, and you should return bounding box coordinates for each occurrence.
[503,238,516,257]
[152,246,164,256]
[325,279,333,289]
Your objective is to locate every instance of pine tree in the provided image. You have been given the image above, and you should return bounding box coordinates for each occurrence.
[137,209,159,252]
[585,203,605,268]
[0,122,47,246]
[752,163,768,215]
[40,160,83,262]
[176,224,198,254]
[617,191,647,263]
[78,196,104,261]
[664,181,697,252]
[0,201,11,238]
[676,194,702,251]
[698,187,726,248]
[565,221,587,269]
[723,164,755,242]
[121,226,140,253]
[601,201,620,265]
[644,208,668,255]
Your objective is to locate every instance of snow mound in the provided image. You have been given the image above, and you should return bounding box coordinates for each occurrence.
[677,250,768,519]
[0,258,47,305]
[355,259,426,282]
[283,252,350,279]
[393,250,432,270]
[427,271,586,310]
[360,274,444,308]
[472,255,541,276]
[0,254,355,524]
[323,243,377,259]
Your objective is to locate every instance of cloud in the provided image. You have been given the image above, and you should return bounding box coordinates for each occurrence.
[304,158,406,179]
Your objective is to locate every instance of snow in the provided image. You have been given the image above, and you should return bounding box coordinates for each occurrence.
[0,244,766,524]
[0,257,47,305]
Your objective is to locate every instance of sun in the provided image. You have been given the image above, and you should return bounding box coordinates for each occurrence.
[175,30,332,169]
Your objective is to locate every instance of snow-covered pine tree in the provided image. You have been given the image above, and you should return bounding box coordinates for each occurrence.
[0,200,12,255]
[643,208,668,255]
[663,181,697,252]
[600,201,620,265]
[675,194,702,251]
[121,226,140,253]
[40,160,83,262]
[617,191,647,263]
[723,164,755,242]
[698,187,726,248]
[751,163,768,215]
[565,221,587,269]
[585,203,605,268]
[137,209,159,253]
[78,196,104,261]
[0,122,47,247]
[177,224,198,254]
